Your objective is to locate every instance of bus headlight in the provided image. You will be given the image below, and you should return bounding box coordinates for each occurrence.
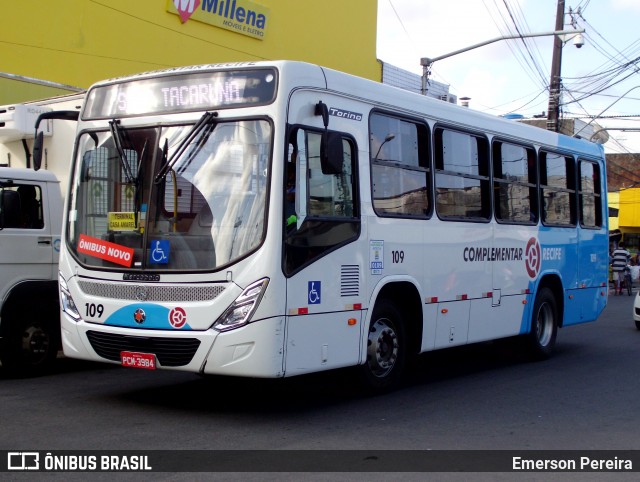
[214,278,269,332]
[59,272,81,321]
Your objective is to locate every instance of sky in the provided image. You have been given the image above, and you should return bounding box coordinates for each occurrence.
[376,0,640,153]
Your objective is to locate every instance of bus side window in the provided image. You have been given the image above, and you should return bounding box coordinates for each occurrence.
[370,112,430,218]
[540,151,576,226]
[306,131,354,218]
[578,159,602,228]
[492,141,537,224]
[287,127,356,221]
[434,127,490,221]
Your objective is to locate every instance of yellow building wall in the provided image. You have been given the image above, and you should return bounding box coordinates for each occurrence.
[619,188,640,228]
[608,191,619,230]
[0,0,380,104]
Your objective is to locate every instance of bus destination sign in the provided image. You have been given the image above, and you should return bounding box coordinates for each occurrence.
[82,69,277,119]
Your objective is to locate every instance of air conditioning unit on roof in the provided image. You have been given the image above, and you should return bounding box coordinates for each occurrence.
[0,104,53,142]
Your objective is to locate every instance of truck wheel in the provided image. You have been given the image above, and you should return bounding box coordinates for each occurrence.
[526,287,558,360]
[0,315,59,376]
[359,300,406,391]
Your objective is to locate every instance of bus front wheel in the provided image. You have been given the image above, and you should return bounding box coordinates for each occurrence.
[359,300,406,391]
[526,287,558,360]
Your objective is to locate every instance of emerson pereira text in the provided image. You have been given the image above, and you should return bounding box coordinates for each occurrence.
[513,456,632,471]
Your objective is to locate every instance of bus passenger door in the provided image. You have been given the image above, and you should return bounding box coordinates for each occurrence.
[282,108,363,375]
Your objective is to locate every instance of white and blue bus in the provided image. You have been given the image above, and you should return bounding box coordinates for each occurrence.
[53,61,608,389]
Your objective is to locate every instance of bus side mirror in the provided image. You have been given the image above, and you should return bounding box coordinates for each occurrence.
[33,131,44,171]
[32,110,80,171]
[315,101,329,129]
[320,131,344,175]
[314,101,343,174]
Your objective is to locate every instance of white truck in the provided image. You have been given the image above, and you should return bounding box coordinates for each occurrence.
[0,95,82,374]
[0,167,63,373]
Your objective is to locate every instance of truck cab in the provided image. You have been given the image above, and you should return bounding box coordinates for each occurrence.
[0,167,63,374]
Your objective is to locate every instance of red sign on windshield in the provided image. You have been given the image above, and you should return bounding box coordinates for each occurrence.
[77,234,135,267]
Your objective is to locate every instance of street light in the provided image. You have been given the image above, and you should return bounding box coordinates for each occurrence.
[420,29,584,96]
[589,127,640,144]
[374,133,396,161]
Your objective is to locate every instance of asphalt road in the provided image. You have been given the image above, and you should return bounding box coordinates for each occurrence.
[1,291,639,478]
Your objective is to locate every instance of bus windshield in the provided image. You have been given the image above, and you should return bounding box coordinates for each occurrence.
[67,118,271,271]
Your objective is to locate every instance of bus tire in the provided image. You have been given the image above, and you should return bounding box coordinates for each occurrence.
[526,286,558,360]
[635,319,640,331]
[0,309,59,376]
[359,300,406,391]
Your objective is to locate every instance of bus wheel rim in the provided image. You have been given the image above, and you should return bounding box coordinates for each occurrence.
[367,318,399,378]
[537,302,554,347]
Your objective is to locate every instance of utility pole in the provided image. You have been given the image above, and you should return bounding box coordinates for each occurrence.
[546,0,565,132]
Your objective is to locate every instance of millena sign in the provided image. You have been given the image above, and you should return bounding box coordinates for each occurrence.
[168,0,270,40]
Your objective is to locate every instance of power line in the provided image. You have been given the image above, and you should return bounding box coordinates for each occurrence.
[501,0,549,88]
[387,0,415,45]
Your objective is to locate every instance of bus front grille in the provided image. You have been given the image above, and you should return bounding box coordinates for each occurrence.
[86,331,201,367]
[78,281,226,302]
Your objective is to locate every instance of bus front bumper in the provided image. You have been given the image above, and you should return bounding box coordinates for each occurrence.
[61,313,286,378]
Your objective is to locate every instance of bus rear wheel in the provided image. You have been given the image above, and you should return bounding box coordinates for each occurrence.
[526,287,558,360]
[359,300,406,391]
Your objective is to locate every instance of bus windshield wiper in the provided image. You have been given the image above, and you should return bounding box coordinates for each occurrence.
[154,111,218,184]
[133,139,147,228]
[109,119,136,184]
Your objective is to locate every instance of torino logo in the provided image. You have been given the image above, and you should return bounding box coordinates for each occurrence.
[174,0,201,23]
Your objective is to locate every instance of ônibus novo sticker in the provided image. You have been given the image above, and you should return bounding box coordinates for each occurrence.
[77,234,135,267]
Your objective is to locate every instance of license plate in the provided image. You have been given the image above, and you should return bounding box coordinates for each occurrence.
[121,351,156,370]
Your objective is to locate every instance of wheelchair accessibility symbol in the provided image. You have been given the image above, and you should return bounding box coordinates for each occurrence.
[308,281,321,304]
[149,240,170,264]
